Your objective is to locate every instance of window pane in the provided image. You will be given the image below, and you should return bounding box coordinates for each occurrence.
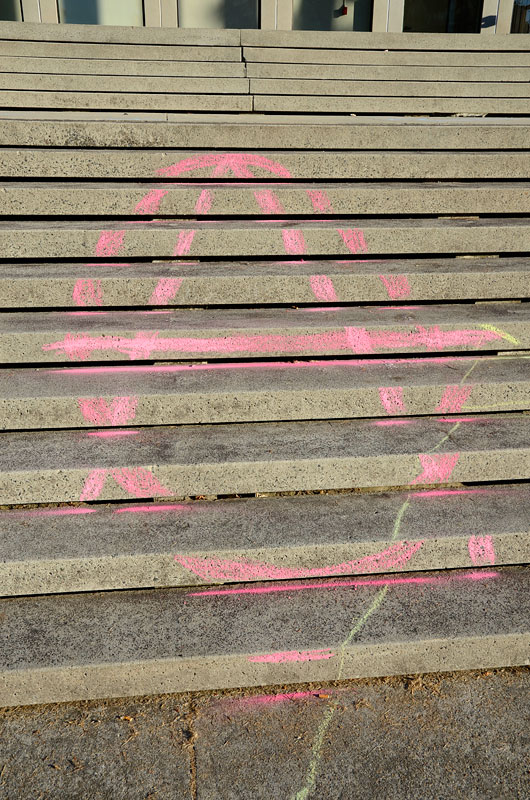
[403,0,482,33]
[292,0,373,31]
[0,0,22,20]
[511,0,530,33]
[58,0,144,26]
[178,0,258,29]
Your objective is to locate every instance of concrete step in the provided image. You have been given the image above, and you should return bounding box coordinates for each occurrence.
[0,56,247,77]
[0,413,528,506]
[250,78,530,98]
[0,73,249,94]
[3,149,529,179]
[1,484,528,596]
[1,259,528,308]
[0,304,527,363]
[0,219,529,259]
[248,62,530,81]
[1,116,528,150]
[0,564,527,706]
[0,90,253,112]
[3,182,530,217]
[0,40,242,61]
[254,96,530,114]
[1,355,528,430]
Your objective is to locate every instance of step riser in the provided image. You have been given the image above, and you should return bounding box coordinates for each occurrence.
[1,91,253,112]
[0,57,247,77]
[251,79,530,98]
[254,97,530,114]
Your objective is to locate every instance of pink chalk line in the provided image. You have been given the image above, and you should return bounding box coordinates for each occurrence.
[282,229,307,255]
[149,277,183,305]
[378,386,406,415]
[411,453,460,485]
[95,230,125,258]
[306,190,334,214]
[468,535,496,566]
[174,540,423,583]
[173,229,196,257]
[79,467,172,501]
[134,188,169,215]
[254,189,285,215]
[249,650,334,664]
[337,228,368,255]
[73,279,103,307]
[309,275,338,302]
[435,384,473,414]
[77,396,138,426]
[87,430,139,438]
[156,153,292,180]
[195,188,213,215]
[379,274,411,300]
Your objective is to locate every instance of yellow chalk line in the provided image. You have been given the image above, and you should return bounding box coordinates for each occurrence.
[479,324,520,346]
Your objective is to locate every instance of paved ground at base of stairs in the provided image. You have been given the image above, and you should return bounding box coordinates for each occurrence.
[0,667,528,800]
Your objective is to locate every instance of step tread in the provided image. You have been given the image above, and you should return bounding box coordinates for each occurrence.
[0,565,527,706]
[1,486,528,596]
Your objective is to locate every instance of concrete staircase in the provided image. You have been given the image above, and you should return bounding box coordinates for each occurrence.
[0,22,529,709]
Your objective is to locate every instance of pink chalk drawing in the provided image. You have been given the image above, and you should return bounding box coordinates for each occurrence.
[338,228,368,255]
[174,540,423,583]
[411,453,460,485]
[249,650,335,664]
[195,188,213,215]
[173,229,196,257]
[282,228,307,255]
[468,535,496,566]
[72,279,103,307]
[306,190,334,214]
[79,467,172,501]
[77,396,138,426]
[149,277,183,305]
[435,384,473,414]
[43,324,505,362]
[309,275,338,302]
[134,188,169,215]
[254,189,285,215]
[87,430,138,438]
[157,153,292,180]
[378,386,406,415]
[379,274,412,300]
[95,230,125,258]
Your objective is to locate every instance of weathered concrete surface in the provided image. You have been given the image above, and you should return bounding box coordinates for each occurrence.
[0,19,240,45]
[254,96,530,114]
[0,56,247,77]
[250,78,530,98]
[3,148,528,179]
[0,39,242,60]
[244,45,530,67]
[0,73,249,94]
[1,117,528,149]
[0,565,528,706]
[0,259,528,307]
[1,218,529,259]
[248,61,530,81]
[193,669,530,800]
[0,413,528,505]
[1,484,528,596]
[4,182,530,216]
[1,90,252,112]
[0,695,192,800]
[0,304,527,363]
[1,355,528,430]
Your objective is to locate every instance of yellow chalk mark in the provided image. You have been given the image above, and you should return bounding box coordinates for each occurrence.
[479,324,520,346]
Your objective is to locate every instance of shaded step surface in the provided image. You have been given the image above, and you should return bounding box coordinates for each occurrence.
[3,149,529,179]
[0,56,247,77]
[0,91,253,112]
[250,78,530,98]
[0,564,527,706]
[0,74,249,94]
[0,40,242,60]
[0,413,528,505]
[247,62,530,81]
[0,304,526,363]
[0,259,528,308]
[1,485,528,596]
[2,117,529,150]
[1,219,530,259]
[253,97,529,114]
[2,355,528,429]
[3,182,530,217]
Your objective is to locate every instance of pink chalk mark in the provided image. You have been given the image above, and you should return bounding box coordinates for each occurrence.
[338,228,368,255]
[175,540,423,583]
[306,190,334,214]
[373,419,414,427]
[378,386,406,415]
[195,188,213,215]
[173,229,196,257]
[379,274,412,300]
[72,279,103,307]
[87,430,139,438]
[282,228,307,255]
[411,453,460,485]
[80,468,107,502]
[77,396,138,426]
[344,326,375,354]
[435,384,473,414]
[114,503,193,514]
[309,275,338,302]
[134,188,169,215]
[95,230,125,258]
[111,467,172,499]
[254,189,285,215]
[468,535,496,566]
[157,153,292,180]
[249,650,334,664]
[20,506,97,518]
[149,277,183,305]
